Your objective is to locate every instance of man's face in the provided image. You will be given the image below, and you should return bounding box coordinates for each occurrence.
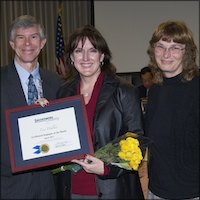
[9,26,46,68]
[141,72,153,89]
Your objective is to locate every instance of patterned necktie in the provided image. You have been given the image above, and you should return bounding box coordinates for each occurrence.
[28,74,38,105]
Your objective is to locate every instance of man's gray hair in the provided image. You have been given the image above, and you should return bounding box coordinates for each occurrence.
[9,15,46,41]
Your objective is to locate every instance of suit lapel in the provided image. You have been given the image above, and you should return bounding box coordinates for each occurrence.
[39,69,48,98]
[95,75,118,114]
[39,69,55,100]
[7,64,27,107]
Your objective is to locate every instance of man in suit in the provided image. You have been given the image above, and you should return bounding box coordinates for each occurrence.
[137,66,153,198]
[137,66,153,114]
[138,66,153,99]
[1,15,63,199]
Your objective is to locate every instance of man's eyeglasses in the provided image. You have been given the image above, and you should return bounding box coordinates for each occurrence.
[154,44,185,54]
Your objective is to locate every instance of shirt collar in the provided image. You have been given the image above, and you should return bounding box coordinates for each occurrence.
[14,60,40,82]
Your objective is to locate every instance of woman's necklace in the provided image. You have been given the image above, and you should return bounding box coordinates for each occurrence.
[80,82,93,97]
[82,92,89,97]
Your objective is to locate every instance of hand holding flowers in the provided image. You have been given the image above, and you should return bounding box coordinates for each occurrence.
[52,132,151,174]
[71,155,105,175]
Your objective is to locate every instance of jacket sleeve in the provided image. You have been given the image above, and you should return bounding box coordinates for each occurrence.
[99,82,144,179]
[98,164,139,180]
[116,81,144,135]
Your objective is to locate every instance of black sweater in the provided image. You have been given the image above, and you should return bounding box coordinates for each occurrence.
[145,74,199,199]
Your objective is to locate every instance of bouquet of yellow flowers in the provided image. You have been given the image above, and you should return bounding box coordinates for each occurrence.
[52,132,151,174]
[94,132,150,171]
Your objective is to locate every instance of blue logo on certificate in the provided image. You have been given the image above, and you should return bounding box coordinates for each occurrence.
[33,144,49,154]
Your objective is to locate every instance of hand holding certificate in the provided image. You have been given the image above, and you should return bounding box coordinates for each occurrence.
[6,95,94,173]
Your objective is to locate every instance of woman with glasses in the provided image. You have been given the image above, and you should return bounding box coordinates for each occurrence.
[145,20,199,199]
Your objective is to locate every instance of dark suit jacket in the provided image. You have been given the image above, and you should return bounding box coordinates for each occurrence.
[138,85,147,99]
[1,62,63,199]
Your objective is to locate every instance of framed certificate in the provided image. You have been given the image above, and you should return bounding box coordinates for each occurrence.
[6,95,94,173]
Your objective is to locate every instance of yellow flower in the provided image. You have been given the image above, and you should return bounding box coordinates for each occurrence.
[120,143,130,152]
[118,137,143,170]
[118,151,126,160]
[130,159,140,171]
[127,137,139,146]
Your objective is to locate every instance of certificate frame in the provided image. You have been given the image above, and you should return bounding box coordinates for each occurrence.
[6,95,94,173]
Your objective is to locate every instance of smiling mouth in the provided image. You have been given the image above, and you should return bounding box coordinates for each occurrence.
[23,50,34,54]
[81,64,92,67]
[161,60,172,64]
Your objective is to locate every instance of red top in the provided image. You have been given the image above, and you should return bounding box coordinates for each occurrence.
[72,72,106,195]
